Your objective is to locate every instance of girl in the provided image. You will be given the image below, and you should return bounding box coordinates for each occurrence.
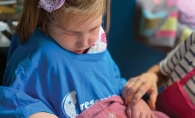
[0,0,156,118]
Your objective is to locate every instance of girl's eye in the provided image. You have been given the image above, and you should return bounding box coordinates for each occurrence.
[65,32,77,35]
[60,28,79,35]
[64,31,80,35]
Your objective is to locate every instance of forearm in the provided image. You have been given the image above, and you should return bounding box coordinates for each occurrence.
[146,64,169,87]
[29,112,58,118]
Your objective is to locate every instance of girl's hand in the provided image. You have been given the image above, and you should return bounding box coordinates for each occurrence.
[122,72,158,109]
[126,99,155,118]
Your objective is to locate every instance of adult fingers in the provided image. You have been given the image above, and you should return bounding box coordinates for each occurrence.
[148,88,158,109]
[123,78,144,104]
[122,78,136,99]
[131,84,150,104]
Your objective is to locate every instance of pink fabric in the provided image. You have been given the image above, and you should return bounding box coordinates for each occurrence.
[156,68,195,118]
[77,96,169,118]
[178,0,195,29]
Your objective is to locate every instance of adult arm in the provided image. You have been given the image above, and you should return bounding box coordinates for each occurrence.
[122,32,195,109]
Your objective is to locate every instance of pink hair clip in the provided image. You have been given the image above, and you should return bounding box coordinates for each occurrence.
[38,0,65,12]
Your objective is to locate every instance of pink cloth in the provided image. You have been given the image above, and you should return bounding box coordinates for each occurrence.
[77,96,169,118]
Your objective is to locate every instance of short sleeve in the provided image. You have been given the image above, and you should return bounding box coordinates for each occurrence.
[0,86,54,117]
[112,60,127,93]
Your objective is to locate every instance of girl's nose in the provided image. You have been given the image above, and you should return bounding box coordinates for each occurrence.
[77,34,90,48]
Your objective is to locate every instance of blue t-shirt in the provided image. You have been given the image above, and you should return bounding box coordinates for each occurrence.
[0,29,126,118]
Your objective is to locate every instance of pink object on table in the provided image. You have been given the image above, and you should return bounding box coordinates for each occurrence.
[156,68,195,118]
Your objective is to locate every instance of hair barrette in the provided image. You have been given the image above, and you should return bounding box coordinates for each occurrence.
[38,0,65,12]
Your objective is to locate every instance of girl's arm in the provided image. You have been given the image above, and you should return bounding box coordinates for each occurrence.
[29,112,58,118]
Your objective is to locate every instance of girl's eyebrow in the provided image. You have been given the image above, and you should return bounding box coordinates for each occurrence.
[90,25,101,31]
[89,22,103,30]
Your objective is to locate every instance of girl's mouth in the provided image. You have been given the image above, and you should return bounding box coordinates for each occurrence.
[74,50,85,54]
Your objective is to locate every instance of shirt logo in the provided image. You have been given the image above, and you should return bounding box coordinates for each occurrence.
[61,91,115,118]
[61,91,79,118]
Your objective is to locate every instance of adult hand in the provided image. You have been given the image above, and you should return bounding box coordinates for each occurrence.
[126,99,155,118]
[122,72,158,109]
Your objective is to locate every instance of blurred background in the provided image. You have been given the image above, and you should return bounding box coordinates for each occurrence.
[0,0,23,84]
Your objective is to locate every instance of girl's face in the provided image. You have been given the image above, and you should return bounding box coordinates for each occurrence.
[46,14,102,54]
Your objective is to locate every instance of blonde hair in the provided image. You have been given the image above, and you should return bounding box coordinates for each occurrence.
[16,0,111,43]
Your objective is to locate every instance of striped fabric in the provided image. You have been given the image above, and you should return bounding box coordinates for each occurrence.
[160,32,195,105]
[178,0,195,29]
